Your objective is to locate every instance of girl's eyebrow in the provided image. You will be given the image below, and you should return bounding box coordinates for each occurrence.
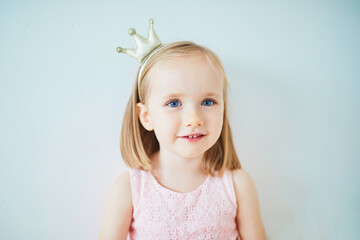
[203,92,221,98]
[161,93,187,99]
[161,92,221,99]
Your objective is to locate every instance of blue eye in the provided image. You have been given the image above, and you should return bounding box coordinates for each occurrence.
[167,100,181,107]
[202,99,215,106]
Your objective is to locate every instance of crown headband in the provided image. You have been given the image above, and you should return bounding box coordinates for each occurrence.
[117,19,164,102]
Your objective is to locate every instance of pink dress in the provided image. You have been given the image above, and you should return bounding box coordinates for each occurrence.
[128,168,239,240]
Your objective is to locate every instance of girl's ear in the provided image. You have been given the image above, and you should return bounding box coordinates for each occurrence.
[136,103,154,131]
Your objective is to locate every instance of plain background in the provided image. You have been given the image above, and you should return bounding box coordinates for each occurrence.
[0,0,359,239]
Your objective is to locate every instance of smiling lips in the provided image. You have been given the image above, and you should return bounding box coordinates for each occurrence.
[179,133,206,142]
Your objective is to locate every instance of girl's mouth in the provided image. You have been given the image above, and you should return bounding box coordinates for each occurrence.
[179,134,205,142]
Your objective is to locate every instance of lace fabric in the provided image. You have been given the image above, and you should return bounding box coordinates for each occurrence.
[128,168,239,240]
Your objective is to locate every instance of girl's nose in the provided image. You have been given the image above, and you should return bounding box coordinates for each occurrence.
[184,107,204,127]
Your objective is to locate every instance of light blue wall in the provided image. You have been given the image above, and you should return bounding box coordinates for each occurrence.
[0,0,359,239]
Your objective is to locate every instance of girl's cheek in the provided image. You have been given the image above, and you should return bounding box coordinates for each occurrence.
[160,113,178,123]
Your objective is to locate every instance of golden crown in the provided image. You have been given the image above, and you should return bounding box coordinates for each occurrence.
[116,19,162,63]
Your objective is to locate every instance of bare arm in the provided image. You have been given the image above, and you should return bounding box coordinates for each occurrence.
[99,171,133,240]
[232,169,267,240]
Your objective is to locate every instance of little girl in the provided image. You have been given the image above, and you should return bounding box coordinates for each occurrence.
[99,19,267,240]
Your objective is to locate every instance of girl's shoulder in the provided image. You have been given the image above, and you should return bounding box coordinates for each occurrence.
[231,168,252,184]
[113,170,132,192]
[231,168,267,239]
[98,170,132,239]
[106,170,132,209]
[231,168,258,198]
[103,170,133,216]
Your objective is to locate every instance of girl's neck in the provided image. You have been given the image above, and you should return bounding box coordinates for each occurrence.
[151,150,205,178]
[150,150,209,193]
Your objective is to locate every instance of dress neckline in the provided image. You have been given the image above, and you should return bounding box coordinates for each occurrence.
[148,171,211,196]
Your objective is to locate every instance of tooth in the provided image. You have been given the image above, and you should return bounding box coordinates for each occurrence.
[189,135,199,138]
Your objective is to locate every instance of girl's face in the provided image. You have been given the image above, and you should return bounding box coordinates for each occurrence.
[137,54,224,160]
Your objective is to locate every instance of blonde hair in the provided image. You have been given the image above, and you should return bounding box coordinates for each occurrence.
[120,41,241,176]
